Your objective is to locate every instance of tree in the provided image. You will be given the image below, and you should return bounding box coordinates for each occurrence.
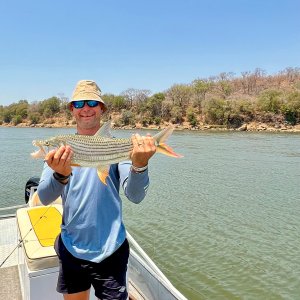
[170,105,183,124]
[121,110,135,125]
[102,94,126,111]
[203,98,228,125]
[146,93,165,118]
[186,106,198,126]
[121,88,151,109]
[257,90,282,113]
[165,84,193,111]
[215,72,234,99]
[281,91,300,124]
[192,79,212,113]
[40,97,61,117]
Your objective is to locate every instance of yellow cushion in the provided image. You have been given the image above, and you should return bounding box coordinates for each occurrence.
[27,207,62,247]
[17,205,63,271]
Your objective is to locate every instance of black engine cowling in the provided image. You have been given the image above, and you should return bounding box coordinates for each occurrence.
[25,176,40,203]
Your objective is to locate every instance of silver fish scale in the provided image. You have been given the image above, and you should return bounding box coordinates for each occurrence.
[52,135,133,166]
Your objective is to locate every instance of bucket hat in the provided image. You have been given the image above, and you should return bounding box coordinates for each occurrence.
[70,80,107,111]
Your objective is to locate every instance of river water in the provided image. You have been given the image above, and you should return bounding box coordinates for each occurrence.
[0,127,299,300]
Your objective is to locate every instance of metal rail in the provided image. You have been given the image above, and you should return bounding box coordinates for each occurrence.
[0,204,27,211]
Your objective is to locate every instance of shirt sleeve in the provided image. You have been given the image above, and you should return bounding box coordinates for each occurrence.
[37,163,66,206]
[118,161,150,204]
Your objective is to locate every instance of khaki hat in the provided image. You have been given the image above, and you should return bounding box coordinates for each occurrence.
[70,80,107,111]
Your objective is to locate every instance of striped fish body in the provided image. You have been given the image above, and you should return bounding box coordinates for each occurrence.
[31,124,182,184]
[51,135,134,167]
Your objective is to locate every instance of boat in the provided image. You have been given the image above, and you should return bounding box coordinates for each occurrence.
[0,178,188,300]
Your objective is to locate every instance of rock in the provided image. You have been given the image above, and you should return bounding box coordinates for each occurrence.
[237,124,247,131]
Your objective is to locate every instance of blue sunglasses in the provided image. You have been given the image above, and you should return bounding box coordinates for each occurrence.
[72,100,100,109]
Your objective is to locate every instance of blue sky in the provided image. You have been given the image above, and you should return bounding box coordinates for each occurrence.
[0,0,299,106]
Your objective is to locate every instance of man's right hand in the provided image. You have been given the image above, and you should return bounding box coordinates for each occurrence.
[44,145,73,176]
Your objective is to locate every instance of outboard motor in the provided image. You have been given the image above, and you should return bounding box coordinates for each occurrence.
[25,176,40,203]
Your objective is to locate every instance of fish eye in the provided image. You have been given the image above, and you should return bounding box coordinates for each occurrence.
[45,141,50,146]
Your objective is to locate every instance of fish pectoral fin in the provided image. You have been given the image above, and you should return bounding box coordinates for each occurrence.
[97,166,110,185]
[71,163,81,167]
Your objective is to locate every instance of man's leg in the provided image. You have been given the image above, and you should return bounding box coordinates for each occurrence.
[91,239,130,300]
[63,289,90,300]
[55,235,91,297]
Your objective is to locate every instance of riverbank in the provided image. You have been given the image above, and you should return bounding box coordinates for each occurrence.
[0,122,300,133]
[1,120,300,133]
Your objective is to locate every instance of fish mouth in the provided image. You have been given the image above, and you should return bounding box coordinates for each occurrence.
[31,147,47,159]
[31,140,47,159]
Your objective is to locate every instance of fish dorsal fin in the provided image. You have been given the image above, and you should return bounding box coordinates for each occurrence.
[95,121,112,137]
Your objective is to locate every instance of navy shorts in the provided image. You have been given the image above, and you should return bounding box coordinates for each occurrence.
[54,235,129,300]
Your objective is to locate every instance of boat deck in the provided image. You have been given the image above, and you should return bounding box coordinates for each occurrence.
[0,217,21,300]
[0,266,22,300]
[0,217,18,268]
[0,216,145,300]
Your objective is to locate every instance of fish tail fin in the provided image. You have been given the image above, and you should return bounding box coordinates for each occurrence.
[153,126,183,158]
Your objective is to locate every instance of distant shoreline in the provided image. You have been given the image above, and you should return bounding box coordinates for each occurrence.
[1,121,300,133]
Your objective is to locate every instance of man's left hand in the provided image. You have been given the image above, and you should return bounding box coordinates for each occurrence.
[130,133,156,168]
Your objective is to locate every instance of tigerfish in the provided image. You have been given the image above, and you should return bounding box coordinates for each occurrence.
[31,122,183,184]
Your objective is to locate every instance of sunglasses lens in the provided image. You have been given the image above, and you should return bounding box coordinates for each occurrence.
[87,100,99,107]
[72,100,100,108]
[72,101,85,109]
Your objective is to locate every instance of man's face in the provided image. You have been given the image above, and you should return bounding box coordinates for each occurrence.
[70,101,104,132]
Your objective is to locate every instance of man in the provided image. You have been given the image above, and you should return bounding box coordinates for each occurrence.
[37,80,156,300]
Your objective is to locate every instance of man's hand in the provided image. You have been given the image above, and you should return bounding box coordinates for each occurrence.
[131,133,156,168]
[44,145,73,176]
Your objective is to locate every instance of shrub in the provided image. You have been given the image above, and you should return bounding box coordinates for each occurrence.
[257,90,282,113]
[121,110,135,125]
[186,107,198,126]
[28,113,40,125]
[203,98,227,125]
[12,115,22,125]
[170,106,183,124]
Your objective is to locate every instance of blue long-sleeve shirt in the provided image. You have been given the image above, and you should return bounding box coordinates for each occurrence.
[37,161,149,263]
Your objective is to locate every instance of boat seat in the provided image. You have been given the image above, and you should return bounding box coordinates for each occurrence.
[17,205,62,271]
[29,191,62,207]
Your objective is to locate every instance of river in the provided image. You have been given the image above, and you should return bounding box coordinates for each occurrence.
[0,127,299,299]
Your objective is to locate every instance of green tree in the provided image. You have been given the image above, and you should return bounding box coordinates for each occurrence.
[102,94,126,111]
[3,109,12,123]
[257,90,282,113]
[146,93,165,118]
[186,107,198,126]
[281,91,300,124]
[15,100,29,119]
[28,112,40,124]
[192,79,212,113]
[203,98,227,125]
[40,97,61,117]
[12,115,22,125]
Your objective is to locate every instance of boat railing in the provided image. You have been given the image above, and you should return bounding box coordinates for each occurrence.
[126,231,188,300]
[126,231,172,286]
[0,204,27,219]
